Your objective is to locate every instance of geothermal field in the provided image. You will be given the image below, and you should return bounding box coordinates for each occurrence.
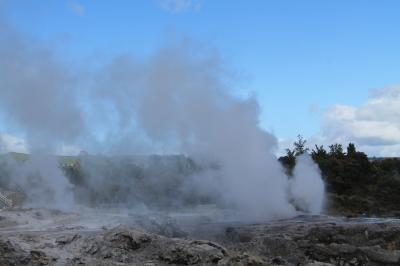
[0,154,400,266]
[1,1,400,265]
[1,193,400,265]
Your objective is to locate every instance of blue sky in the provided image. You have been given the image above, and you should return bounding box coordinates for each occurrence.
[2,0,400,155]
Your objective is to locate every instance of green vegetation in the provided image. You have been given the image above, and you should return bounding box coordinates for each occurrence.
[279,136,400,216]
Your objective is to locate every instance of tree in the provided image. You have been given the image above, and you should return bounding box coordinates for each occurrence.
[347,143,356,157]
[293,135,309,156]
[278,135,309,176]
[311,145,327,161]
[329,143,344,158]
[285,148,296,164]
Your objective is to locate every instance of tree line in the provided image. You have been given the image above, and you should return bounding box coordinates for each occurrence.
[279,136,400,216]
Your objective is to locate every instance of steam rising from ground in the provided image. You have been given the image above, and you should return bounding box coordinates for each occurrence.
[1,154,74,210]
[0,22,81,210]
[0,22,325,219]
[290,155,325,214]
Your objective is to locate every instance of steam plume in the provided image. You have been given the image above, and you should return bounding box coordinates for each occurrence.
[0,22,82,209]
[0,21,325,218]
[92,42,297,218]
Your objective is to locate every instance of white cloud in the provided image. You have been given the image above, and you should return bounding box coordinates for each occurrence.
[321,87,400,156]
[158,0,203,13]
[68,1,85,16]
[277,87,400,157]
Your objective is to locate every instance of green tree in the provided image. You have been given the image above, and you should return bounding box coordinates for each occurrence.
[278,135,309,176]
[311,145,327,161]
[329,143,344,158]
[293,135,309,156]
[347,143,356,157]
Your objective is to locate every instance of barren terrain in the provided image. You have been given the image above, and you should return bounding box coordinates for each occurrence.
[1,208,400,265]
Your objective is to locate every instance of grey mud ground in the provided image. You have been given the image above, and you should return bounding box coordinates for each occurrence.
[1,207,400,265]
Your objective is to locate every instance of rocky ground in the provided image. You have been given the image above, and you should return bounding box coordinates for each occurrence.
[1,208,400,266]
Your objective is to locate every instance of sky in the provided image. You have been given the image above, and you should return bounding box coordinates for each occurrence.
[1,0,400,156]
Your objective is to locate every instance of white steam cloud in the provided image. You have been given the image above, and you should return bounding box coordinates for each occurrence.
[0,21,324,218]
[93,42,297,218]
[290,155,325,214]
[0,22,83,210]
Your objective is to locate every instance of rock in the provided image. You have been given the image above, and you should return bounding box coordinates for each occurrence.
[160,240,226,265]
[143,261,157,266]
[358,246,400,264]
[78,228,153,263]
[217,253,268,266]
[2,211,400,266]
[219,216,400,266]
[262,237,298,257]
[30,250,53,265]
[56,234,81,245]
[271,256,287,265]
[225,227,253,243]
[0,239,56,266]
[0,239,30,265]
[104,226,152,251]
[306,262,335,266]
[82,240,99,255]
